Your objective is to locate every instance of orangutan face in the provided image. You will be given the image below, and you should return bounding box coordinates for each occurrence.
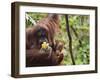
[34,27,49,48]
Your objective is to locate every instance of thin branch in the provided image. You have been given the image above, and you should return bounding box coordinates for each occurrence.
[65,15,75,65]
[70,26,82,47]
[26,14,36,25]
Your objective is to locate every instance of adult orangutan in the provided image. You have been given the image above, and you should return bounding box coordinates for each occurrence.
[26,14,64,67]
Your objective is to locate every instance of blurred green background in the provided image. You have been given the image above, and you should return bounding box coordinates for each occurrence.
[26,12,90,65]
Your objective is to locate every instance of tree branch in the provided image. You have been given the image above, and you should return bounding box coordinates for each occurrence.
[65,15,75,65]
[70,26,82,47]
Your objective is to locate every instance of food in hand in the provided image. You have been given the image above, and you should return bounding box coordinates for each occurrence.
[41,42,49,49]
[40,42,52,55]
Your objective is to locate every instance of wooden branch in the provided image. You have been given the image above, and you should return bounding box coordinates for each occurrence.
[65,15,75,65]
[70,26,82,47]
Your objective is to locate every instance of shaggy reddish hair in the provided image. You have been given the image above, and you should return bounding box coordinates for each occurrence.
[26,14,64,67]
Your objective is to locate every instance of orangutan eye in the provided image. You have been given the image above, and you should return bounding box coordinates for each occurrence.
[37,31,42,36]
[37,28,46,37]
